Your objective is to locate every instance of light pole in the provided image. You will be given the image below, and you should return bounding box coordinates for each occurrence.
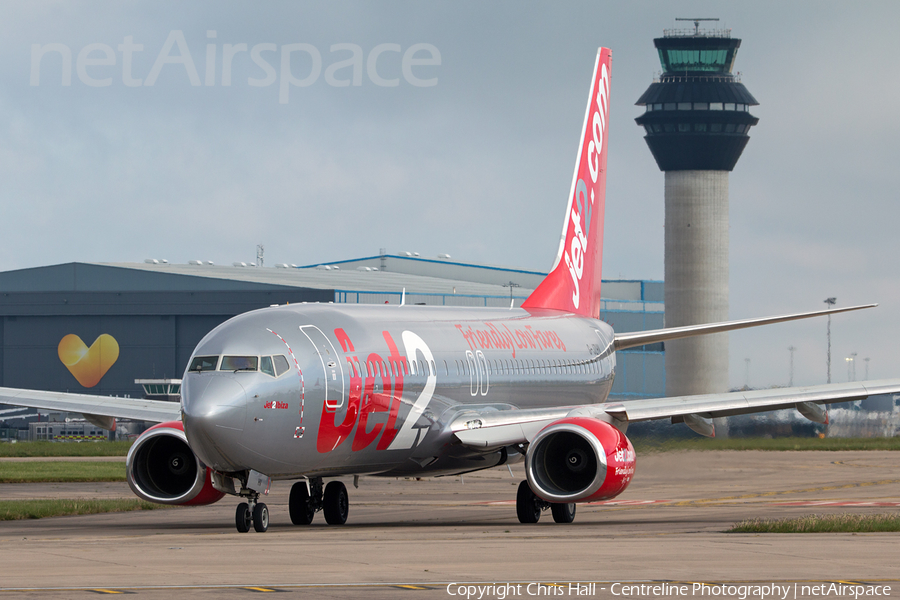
[845,353,857,382]
[744,358,751,389]
[502,282,520,307]
[788,345,796,387]
[824,297,836,383]
[864,357,870,380]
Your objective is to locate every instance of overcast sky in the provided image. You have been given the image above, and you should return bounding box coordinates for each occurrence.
[2,1,898,389]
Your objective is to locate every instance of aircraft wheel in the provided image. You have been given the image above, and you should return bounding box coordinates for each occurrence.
[323,481,349,525]
[253,502,269,532]
[289,481,315,525]
[551,502,576,524]
[235,502,252,533]
[516,480,541,524]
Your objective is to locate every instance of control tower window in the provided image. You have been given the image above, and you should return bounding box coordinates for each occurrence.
[677,102,691,110]
[694,123,707,132]
[694,102,708,110]
[678,123,690,132]
[661,48,731,73]
[664,103,676,111]
[725,123,736,133]
[724,103,735,111]
[709,102,723,111]
[710,123,723,132]
[221,356,258,371]
[189,356,219,372]
[653,103,663,111]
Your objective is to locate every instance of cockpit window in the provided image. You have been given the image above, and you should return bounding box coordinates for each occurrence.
[220,356,259,371]
[260,356,275,377]
[273,355,290,377]
[189,355,219,372]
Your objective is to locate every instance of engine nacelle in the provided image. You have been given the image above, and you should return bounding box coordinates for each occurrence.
[126,421,225,506]
[525,417,635,503]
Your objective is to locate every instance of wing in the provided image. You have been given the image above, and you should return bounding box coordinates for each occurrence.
[614,304,875,350]
[451,379,900,448]
[0,387,181,425]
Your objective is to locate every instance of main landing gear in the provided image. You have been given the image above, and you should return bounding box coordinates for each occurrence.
[289,477,349,526]
[516,480,576,524]
[235,492,269,533]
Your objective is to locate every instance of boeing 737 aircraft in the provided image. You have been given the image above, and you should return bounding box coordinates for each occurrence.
[3,47,899,532]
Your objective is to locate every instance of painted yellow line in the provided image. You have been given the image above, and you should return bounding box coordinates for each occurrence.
[92,591,124,595]
[243,587,277,592]
[395,585,429,590]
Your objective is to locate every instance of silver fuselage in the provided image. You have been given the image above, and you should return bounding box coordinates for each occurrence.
[181,303,616,480]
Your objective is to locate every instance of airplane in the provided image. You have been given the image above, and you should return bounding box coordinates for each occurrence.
[3,47,899,533]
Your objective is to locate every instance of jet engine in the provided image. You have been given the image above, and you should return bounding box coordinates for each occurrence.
[525,417,635,503]
[126,421,225,506]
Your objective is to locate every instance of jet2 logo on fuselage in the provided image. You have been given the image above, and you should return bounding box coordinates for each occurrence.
[316,328,435,454]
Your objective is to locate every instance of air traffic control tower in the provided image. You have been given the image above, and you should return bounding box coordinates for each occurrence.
[635,19,759,396]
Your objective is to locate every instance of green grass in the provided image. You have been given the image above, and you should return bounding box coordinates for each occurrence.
[631,436,900,453]
[0,441,132,458]
[0,461,126,483]
[0,499,162,520]
[729,513,900,533]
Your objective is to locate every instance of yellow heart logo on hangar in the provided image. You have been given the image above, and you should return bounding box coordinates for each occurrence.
[57,334,120,388]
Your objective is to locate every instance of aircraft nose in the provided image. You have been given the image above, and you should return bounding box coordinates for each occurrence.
[182,376,248,471]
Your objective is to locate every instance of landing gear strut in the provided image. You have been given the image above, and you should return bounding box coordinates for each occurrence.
[288,477,350,525]
[516,480,576,524]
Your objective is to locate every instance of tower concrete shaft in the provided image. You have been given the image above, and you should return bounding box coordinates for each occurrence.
[664,171,729,395]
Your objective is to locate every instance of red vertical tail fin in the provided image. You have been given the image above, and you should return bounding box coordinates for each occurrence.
[522,48,610,319]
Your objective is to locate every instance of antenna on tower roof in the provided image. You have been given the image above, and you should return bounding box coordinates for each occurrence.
[675,17,719,36]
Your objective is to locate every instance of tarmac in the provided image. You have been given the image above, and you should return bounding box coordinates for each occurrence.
[1,450,898,599]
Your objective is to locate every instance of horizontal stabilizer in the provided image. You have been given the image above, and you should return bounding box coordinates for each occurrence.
[613,304,876,351]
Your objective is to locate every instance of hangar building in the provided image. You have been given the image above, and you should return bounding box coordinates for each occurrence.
[0,254,664,407]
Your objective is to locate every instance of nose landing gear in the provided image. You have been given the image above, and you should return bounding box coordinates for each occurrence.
[235,494,269,533]
[288,477,350,525]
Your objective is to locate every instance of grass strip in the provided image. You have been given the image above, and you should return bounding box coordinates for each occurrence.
[0,461,126,483]
[0,499,161,520]
[632,436,900,453]
[0,441,132,458]
[728,513,900,533]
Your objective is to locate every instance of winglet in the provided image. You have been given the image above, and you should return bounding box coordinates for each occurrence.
[522,48,611,319]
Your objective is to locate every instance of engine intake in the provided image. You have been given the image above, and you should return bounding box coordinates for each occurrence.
[526,417,635,503]
[126,421,225,506]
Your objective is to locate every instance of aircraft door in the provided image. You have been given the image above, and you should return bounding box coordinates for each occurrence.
[299,325,344,409]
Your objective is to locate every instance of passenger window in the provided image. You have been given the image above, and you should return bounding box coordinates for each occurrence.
[273,355,290,376]
[189,355,219,372]
[221,356,258,371]
[260,356,275,377]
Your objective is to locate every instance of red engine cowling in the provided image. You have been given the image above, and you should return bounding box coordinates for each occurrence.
[525,417,635,503]
[126,421,225,506]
